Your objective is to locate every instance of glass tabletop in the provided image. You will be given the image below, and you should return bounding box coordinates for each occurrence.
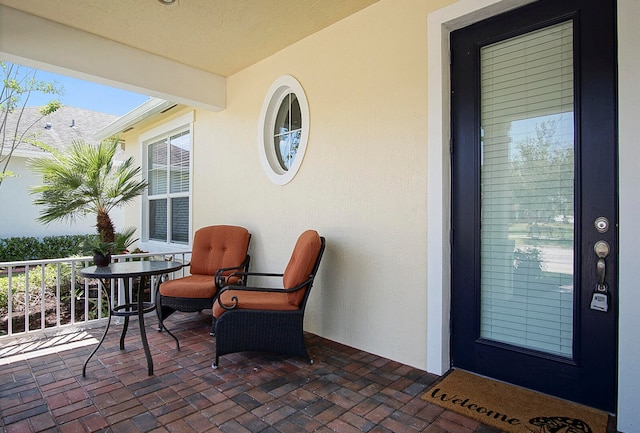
[79,260,183,278]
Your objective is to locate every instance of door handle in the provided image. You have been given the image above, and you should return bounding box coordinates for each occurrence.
[594,240,610,288]
[596,257,606,286]
[591,240,610,312]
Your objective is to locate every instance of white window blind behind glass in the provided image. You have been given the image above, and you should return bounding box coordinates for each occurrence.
[148,139,168,196]
[169,131,190,244]
[479,21,575,357]
[169,131,190,193]
[146,129,191,245]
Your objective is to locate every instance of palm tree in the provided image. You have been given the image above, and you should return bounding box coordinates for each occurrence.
[28,137,148,245]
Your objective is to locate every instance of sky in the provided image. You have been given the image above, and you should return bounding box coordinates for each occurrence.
[17,66,151,117]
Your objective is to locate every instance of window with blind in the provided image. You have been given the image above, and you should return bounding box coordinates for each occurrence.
[146,128,191,245]
[274,93,301,171]
[258,75,310,185]
[479,21,575,357]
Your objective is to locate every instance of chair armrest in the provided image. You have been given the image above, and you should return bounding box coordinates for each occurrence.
[228,271,284,278]
[222,271,285,286]
[215,274,315,311]
[213,256,252,288]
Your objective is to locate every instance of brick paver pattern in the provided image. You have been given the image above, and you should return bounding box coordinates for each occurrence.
[0,311,515,433]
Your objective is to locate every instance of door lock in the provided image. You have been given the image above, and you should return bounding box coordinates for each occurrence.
[594,217,610,233]
[594,240,610,259]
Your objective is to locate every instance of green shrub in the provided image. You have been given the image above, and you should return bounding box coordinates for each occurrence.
[42,235,92,259]
[0,234,93,262]
[0,279,7,309]
[0,237,41,261]
[0,263,74,313]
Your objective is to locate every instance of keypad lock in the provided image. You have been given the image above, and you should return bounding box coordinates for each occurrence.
[590,293,608,312]
[591,240,610,312]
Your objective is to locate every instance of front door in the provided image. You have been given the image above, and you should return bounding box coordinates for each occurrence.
[450,0,617,412]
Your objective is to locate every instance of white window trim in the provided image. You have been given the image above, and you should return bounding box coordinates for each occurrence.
[139,111,194,253]
[258,75,310,185]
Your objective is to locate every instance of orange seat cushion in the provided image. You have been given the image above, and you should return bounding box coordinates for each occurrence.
[212,289,298,318]
[160,273,244,299]
[160,274,217,299]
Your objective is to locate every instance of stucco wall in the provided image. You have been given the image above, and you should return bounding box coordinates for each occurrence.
[616,0,640,430]
[121,0,451,369]
[195,0,445,369]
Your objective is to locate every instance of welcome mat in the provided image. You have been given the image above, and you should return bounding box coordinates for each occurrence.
[422,369,609,433]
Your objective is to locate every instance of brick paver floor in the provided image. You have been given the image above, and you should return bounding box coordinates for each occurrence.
[0,311,593,432]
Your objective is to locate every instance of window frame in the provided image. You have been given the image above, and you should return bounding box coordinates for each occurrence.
[139,111,194,252]
[258,75,310,185]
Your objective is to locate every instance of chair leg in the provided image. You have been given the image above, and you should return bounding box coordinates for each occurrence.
[155,292,180,350]
[156,290,163,332]
[210,317,216,336]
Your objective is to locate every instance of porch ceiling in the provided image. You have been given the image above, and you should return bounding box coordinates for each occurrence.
[0,0,378,77]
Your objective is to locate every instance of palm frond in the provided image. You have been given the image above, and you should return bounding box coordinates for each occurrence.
[28,137,147,236]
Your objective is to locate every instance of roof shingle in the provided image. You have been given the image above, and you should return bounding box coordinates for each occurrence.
[4,105,118,154]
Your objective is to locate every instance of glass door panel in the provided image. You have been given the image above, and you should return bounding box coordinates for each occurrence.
[479,21,575,357]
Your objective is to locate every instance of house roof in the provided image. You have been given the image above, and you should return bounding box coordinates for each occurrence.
[4,105,118,157]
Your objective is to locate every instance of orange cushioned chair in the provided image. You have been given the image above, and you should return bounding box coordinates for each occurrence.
[156,225,250,349]
[212,230,325,368]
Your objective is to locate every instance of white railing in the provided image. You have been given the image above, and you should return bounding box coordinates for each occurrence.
[0,251,190,338]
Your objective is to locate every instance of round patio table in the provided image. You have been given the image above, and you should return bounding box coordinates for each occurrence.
[79,260,183,376]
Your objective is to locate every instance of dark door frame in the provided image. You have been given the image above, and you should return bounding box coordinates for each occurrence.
[448,0,617,412]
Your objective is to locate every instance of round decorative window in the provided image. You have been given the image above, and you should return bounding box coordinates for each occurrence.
[258,75,309,185]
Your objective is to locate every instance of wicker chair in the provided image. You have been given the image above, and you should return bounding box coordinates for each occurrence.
[156,225,250,349]
[212,230,325,368]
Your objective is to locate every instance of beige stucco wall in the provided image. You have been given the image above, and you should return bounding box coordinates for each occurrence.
[121,0,454,369]
[616,0,640,430]
[200,0,450,369]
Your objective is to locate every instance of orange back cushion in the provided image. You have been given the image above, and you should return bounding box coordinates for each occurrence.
[283,230,322,306]
[189,225,250,276]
